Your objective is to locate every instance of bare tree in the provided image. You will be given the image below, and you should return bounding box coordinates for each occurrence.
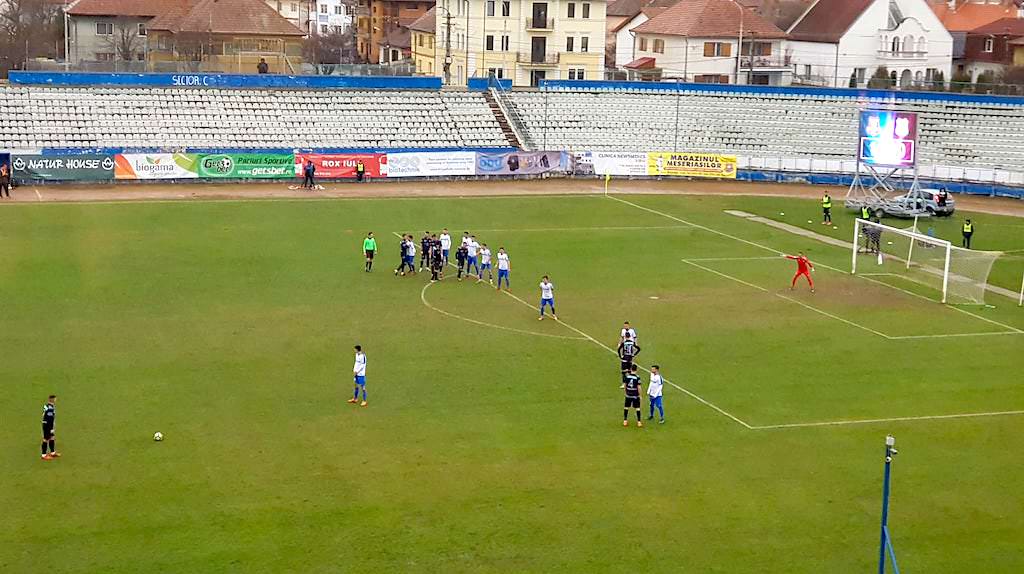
[103,18,144,61]
[303,29,357,67]
[1,0,63,75]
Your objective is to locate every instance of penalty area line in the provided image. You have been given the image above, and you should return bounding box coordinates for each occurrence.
[750,409,1024,430]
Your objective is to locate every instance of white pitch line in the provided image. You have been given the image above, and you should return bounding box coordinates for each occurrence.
[750,409,1024,430]
[34,188,42,201]
[419,282,587,341]
[446,225,690,233]
[682,256,782,262]
[888,331,1023,340]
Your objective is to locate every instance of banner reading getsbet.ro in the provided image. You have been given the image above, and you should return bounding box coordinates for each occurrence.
[197,153,294,179]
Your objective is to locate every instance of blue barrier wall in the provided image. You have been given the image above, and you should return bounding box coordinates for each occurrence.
[467,78,513,91]
[8,71,442,90]
[540,79,1024,107]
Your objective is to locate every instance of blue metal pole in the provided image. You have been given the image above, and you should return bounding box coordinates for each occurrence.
[878,444,892,574]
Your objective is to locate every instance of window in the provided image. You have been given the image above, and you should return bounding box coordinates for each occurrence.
[581,36,588,53]
[486,0,495,16]
[568,67,585,79]
[566,37,574,52]
[321,24,328,33]
[695,74,729,83]
[703,42,730,57]
[136,52,145,61]
[486,34,494,50]
[568,3,575,18]
[428,60,433,73]
[429,36,434,49]
[501,35,509,51]
[855,67,866,84]
[488,67,504,78]
[502,1,510,16]
[983,37,994,52]
[803,64,811,76]
[652,39,663,54]
[582,3,590,18]
[137,23,147,36]
[891,37,900,53]
[918,36,926,52]
[96,22,113,35]
[95,52,114,61]
[335,5,343,14]
[291,2,298,13]
[321,4,328,13]
[418,34,424,47]
[639,37,648,51]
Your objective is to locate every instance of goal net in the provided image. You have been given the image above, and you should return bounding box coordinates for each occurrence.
[852,219,1000,304]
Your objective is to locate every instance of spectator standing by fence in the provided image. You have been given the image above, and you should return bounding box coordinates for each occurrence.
[257,59,269,74]
[0,162,10,198]
[302,160,316,190]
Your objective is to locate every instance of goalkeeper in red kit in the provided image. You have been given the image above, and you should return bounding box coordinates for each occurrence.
[785,251,815,292]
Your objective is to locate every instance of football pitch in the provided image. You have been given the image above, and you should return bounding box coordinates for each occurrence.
[1,191,1023,573]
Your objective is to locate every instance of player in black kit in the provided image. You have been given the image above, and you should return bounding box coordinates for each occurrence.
[430,239,445,281]
[623,366,644,427]
[41,394,60,460]
[455,243,469,281]
[420,231,432,272]
[617,335,641,385]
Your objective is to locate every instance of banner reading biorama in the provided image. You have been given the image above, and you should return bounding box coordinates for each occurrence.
[197,153,294,179]
[12,154,115,181]
[475,151,567,175]
[115,153,198,180]
[386,151,476,178]
[647,152,737,179]
[294,153,385,178]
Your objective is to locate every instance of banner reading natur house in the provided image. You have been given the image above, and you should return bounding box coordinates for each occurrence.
[12,154,115,181]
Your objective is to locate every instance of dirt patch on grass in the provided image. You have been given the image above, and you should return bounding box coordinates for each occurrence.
[2,177,1023,217]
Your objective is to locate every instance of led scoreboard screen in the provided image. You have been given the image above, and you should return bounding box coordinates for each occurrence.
[858,110,917,168]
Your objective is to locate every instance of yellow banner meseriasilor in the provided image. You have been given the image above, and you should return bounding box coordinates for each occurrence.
[647,153,738,179]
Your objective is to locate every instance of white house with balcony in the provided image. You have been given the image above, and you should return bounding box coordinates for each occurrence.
[625,0,791,85]
[787,0,953,88]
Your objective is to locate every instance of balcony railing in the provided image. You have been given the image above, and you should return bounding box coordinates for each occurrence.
[876,49,927,59]
[525,18,555,31]
[739,55,791,69]
[516,52,560,65]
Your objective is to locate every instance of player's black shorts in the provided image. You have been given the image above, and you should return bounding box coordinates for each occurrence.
[624,397,641,409]
[42,424,54,440]
[823,207,831,215]
[620,359,634,371]
[365,250,374,260]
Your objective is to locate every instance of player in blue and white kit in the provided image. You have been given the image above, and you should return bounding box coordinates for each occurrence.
[477,243,494,283]
[439,229,452,263]
[347,345,368,407]
[538,275,557,320]
[466,235,480,277]
[496,247,511,291]
[647,365,665,424]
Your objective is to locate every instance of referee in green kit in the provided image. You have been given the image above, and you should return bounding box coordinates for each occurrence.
[363,232,377,272]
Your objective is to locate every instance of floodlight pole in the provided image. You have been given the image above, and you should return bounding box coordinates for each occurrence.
[878,435,900,574]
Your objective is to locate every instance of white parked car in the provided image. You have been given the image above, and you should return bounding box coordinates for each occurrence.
[888,188,956,216]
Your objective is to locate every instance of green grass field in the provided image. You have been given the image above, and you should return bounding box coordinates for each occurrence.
[1,192,1023,573]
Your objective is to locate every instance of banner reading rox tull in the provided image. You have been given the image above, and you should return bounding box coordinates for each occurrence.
[294,153,386,178]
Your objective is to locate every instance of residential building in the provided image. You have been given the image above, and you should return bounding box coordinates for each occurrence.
[358,0,433,63]
[961,17,1024,80]
[787,0,953,88]
[627,0,790,84]
[605,0,676,69]
[435,0,608,86]
[409,7,438,73]
[147,0,306,74]
[312,0,354,35]
[66,0,161,66]
[928,1,1023,77]
[265,0,315,34]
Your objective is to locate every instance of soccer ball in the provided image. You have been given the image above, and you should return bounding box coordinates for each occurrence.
[153,432,164,442]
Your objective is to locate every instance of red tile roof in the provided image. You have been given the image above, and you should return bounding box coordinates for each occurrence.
[931,0,1023,32]
[624,56,658,69]
[148,0,305,36]
[969,16,1024,35]
[633,0,787,38]
[608,0,649,17]
[407,7,436,34]
[68,0,172,17]
[787,0,872,43]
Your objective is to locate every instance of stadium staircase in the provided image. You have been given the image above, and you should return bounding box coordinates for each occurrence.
[482,90,522,148]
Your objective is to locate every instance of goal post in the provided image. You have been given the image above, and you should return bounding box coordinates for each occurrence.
[851,218,1000,305]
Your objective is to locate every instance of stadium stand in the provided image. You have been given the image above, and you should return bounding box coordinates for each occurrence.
[506,87,1024,176]
[0,86,510,150]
